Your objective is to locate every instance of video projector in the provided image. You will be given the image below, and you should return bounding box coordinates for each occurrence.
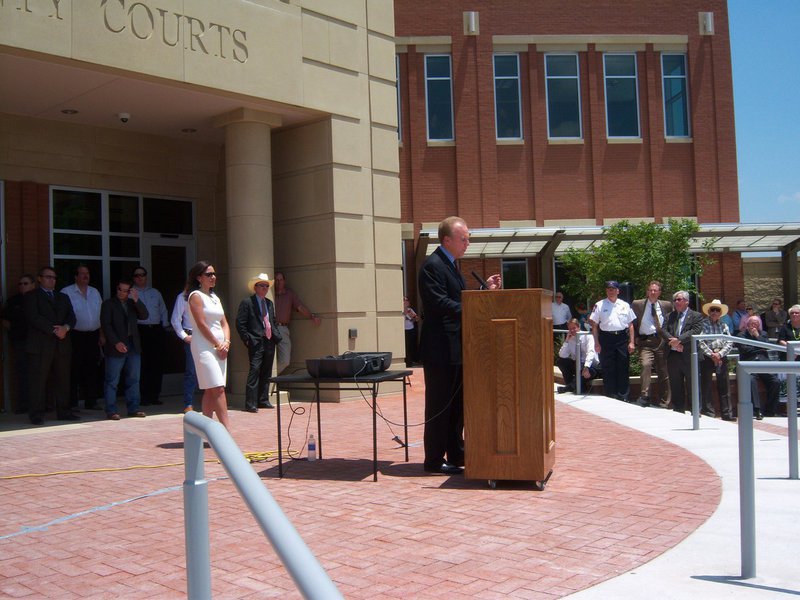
[306,351,392,378]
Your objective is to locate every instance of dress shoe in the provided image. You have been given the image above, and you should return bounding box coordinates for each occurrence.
[722,415,737,422]
[754,410,763,421]
[672,407,685,414]
[107,413,121,421]
[245,407,258,413]
[655,400,671,409]
[183,405,193,413]
[128,411,147,418]
[701,410,716,418]
[30,416,44,425]
[557,385,568,394]
[423,462,463,475]
[258,401,274,409]
[56,413,80,421]
[635,396,649,408]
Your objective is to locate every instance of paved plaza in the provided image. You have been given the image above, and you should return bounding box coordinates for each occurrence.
[1,369,797,598]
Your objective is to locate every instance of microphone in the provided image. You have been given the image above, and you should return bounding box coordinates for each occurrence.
[471,271,489,290]
[392,435,406,447]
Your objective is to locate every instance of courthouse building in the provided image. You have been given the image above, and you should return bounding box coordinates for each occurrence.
[395,0,748,303]
[0,0,402,406]
[2,1,797,409]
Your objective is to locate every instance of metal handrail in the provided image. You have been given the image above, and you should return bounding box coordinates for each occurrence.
[735,359,800,579]
[183,411,343,600]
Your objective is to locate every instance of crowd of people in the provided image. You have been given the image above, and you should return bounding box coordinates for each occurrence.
[1,263,321,428]
[554,284,800,421]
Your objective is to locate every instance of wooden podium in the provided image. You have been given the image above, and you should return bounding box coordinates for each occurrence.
[462,289,555,488]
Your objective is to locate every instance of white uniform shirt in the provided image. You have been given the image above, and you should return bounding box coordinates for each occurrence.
[589,298,635,332]
[61,283,102,331]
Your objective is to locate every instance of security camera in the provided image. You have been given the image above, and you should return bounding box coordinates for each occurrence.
[118,113,130,123]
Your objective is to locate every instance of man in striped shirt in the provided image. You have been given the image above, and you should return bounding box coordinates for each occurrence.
[698,299,735,421]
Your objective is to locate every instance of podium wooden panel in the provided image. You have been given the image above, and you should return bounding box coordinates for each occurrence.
[462,289,555,483]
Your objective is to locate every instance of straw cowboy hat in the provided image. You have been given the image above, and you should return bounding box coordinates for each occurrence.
[247,273,272,289]
[702,298,729,317]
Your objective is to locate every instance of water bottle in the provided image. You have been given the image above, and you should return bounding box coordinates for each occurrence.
[307,434,317,461]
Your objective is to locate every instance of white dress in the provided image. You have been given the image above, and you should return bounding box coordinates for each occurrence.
[188,290,227,389]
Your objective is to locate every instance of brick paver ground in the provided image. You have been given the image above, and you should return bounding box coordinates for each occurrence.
[0,369,721,599]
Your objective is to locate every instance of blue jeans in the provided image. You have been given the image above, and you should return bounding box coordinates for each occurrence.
[104,352,141,415]
[183,342,199,408]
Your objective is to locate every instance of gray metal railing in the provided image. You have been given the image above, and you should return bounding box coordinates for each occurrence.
[183,411,343,600]
[690,336,799,479]
[735,359,800,579]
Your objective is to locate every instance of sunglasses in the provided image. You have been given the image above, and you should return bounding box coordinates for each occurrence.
[255,283,269,288]
[133,272,146,277]
[202,272,217,278]
[709,308,721,313]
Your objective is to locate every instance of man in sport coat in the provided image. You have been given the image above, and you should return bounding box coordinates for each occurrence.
[418,216,500,475]
[659,290,704,413]
[25,266,78,425]
[236,273,282,412]
[631,280,673,408]
[101,278,149,419]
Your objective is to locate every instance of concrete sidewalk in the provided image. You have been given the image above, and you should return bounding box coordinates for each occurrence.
[0,369,797,598]
[563,391,799,599]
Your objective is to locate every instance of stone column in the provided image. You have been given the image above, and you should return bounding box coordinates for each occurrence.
[214,108,282,399]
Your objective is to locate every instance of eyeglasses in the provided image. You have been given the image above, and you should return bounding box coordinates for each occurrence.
[202,272,217,278]
[709,308,721,313]
[255,283,269,288]
[133,273,146,278]
[118,287,131,294]
[675,298,688,302]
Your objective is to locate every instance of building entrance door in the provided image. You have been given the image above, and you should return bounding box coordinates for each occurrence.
[142,238,195,396]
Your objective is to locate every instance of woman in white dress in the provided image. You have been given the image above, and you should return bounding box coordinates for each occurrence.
[185,261,232,429]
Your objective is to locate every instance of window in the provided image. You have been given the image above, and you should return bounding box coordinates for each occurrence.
[51,187,193,296]
[662,54,690,137]
[603,53,640,138]
[494,54,522,139]
[545,54,582,138]
[425,54,454,141]
[396,55,401,140]
[501,259,528,289]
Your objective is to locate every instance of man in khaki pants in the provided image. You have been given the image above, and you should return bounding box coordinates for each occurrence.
[632,281,672,408]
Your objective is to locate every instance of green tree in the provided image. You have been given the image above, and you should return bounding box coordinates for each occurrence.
[559,219,716,302]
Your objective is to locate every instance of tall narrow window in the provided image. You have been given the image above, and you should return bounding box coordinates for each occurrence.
[545,54,582,138]
[494,54,522,139]
[425,54,454,141]
[396,55,402,141]
[501,259,528,289]
[662,53,690,137]
[603,53,640,138]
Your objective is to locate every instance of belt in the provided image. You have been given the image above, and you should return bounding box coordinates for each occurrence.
[600,329,626,335]
[277,322,289,327]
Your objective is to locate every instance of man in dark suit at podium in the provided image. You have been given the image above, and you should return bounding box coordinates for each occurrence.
[418,216,500,475]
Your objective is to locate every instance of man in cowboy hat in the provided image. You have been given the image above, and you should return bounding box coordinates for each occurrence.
[235,274,282,412]
[698,299,735,421]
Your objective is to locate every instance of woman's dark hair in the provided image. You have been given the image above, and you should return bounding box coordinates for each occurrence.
[184,261,213,299]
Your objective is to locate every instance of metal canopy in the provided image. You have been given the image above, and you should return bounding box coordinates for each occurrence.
[417,222,800,258]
